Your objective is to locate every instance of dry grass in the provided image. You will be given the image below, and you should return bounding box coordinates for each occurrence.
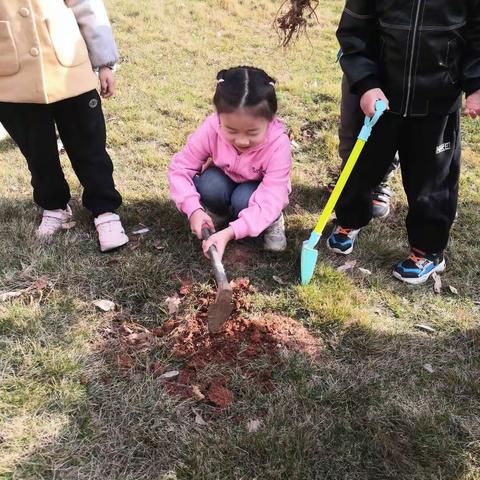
[1,0,479,479]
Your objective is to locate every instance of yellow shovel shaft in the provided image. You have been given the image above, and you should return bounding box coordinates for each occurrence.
[313,139,366,235]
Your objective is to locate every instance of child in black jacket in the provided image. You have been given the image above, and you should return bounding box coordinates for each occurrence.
[327,0,480,284]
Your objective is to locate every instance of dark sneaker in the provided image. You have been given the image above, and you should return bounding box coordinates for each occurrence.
[327,225,361,255]
[327,177,392,219]
[372,183,392,218]
[393,250,446,285]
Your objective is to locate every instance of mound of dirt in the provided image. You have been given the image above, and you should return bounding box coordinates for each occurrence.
[99,278,322,408]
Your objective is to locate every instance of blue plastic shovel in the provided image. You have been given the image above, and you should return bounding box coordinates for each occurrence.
[300,100,387,286]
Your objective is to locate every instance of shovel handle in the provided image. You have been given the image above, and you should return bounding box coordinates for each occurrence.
[311,100,387,237]
[202,227,231,291]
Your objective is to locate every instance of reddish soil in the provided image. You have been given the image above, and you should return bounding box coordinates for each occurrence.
[222,243,257,267]
[99,277,322,409]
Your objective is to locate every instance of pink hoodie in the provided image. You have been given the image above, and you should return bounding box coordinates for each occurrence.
[168,113,292,240]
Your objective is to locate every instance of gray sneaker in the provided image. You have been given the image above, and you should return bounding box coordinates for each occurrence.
[372,183,392,219]
[263,214,287,252]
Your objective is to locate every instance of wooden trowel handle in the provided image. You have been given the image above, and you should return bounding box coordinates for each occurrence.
[202,227,231,291]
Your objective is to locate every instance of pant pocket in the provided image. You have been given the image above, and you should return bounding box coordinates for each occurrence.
[0,21,20,76]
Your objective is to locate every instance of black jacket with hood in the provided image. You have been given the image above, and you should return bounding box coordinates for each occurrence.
[337,0,480,116]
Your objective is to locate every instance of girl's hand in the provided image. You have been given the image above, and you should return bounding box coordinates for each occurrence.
[360,88,389,117]
[202,227,235,261]
[189,209,215,238]
[464,90,480,118]
[99,67,116,98]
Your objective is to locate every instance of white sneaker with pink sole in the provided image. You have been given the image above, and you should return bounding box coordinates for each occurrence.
[94,212,129,252]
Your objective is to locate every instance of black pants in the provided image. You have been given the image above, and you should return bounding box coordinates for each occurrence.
[0,90,122,216]
[336,111,461,254]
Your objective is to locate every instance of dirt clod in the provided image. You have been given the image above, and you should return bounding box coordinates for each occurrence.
[208,382,234,408]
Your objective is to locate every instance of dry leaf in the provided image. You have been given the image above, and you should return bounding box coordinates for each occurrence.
[92,299,115,312]
[179,282,192,296]
[117,354,133,370]
[272,275,287,285]
[414,324,436,334]
[19,265,34,279]
[61,221,77,230]
[423,363,434,373]
[125,332,151,346]
[191,385,205,401]
[128,237,141,251]
[80,374,89,385]
[131,227,149,235]
[432,272,442,294]
[164,295,181,315]
[337,260,357,272]
[449,285,459,295]
[159,370,180,380]
[247,419,262,433]
[193,408,208,426]
[31,276,49,291]
[230,277,251,289]
[358,267,371,275]
[0,290,24,302]
[151,319,176,337]
[327,333,341,350]
[153,239,165,250]
[118,324,134,335]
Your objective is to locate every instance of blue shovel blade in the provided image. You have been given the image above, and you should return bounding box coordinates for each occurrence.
[300,237,320,286]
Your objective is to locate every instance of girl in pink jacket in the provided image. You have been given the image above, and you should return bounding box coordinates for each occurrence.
[168,66,292,260]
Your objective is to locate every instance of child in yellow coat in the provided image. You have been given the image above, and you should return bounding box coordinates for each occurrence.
[0,0,128,252]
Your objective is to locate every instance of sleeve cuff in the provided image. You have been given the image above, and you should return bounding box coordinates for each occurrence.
[182,197,204,219]
[351,75,382,97]
[229,219,248,240]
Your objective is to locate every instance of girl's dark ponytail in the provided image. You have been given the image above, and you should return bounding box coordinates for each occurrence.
[214,66,278,120]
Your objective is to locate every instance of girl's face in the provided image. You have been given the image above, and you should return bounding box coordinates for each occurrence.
[219,110,270,152]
